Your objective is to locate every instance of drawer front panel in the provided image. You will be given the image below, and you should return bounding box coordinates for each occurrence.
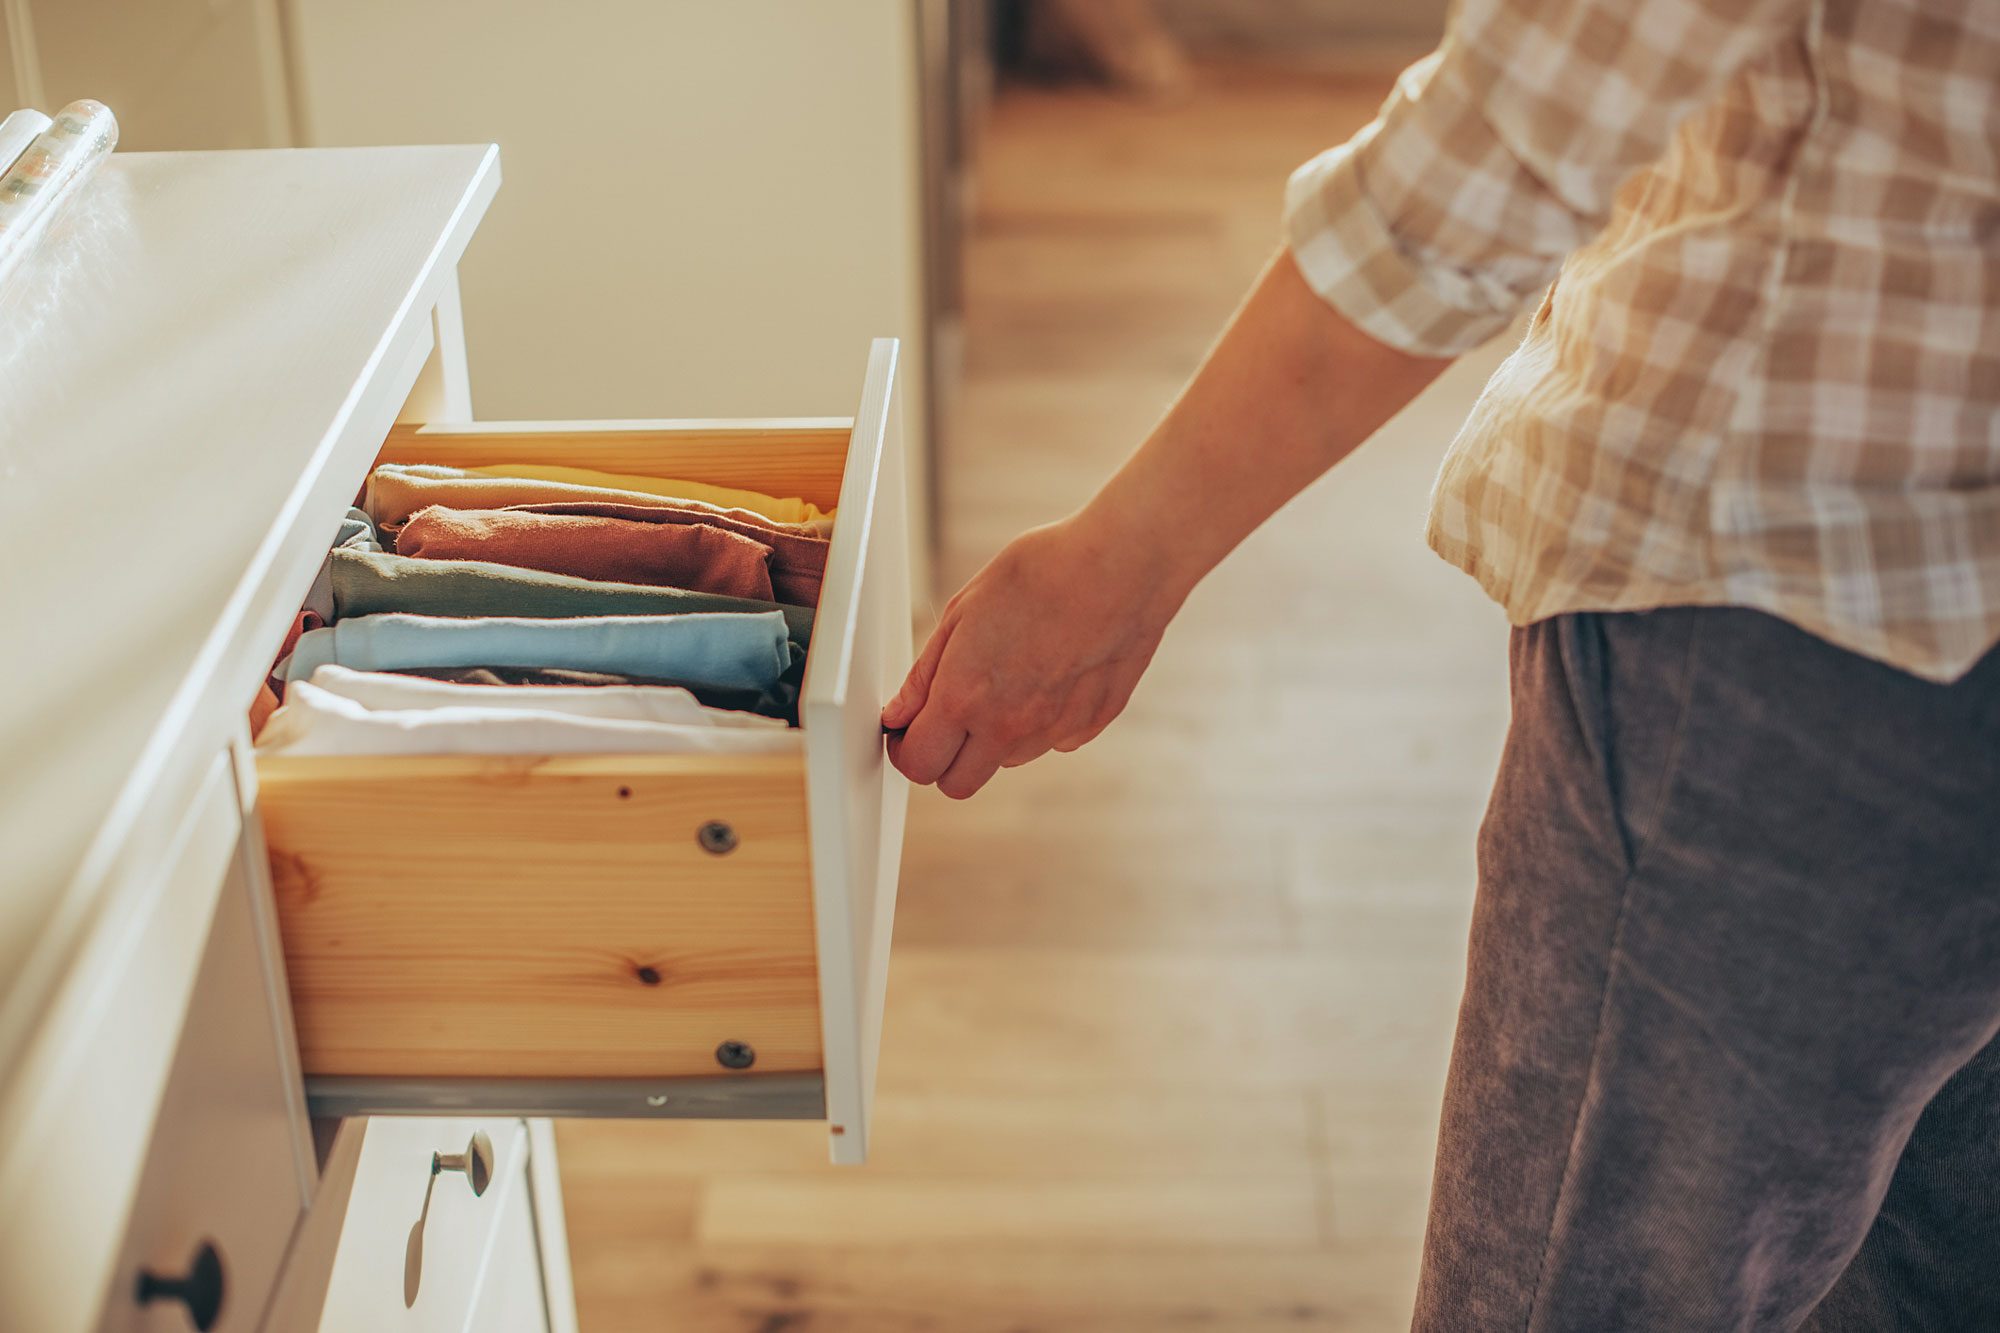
[2,753,251,1332]
[463,1169,551,1333]
[318,1118,529,1331]
[99,833,308,1333]
[801,339,912,1164]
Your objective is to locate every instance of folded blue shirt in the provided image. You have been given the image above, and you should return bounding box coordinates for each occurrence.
[280,611,796,694]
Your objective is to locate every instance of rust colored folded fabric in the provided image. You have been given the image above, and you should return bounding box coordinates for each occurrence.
[364,462,832,536]
[267,609,325,702]
[396,505,779,602]
[505,500,830,607]
[250,681,281,737]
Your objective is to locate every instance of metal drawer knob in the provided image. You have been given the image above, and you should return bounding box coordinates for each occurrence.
[135,1239,225,1330]
[432,1130,495,1197]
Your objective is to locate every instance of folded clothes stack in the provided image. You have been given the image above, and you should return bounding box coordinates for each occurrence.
[255,459,833,755]
[364,462,834,532]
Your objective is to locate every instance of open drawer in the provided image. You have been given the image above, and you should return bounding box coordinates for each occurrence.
[255,340,910,1165]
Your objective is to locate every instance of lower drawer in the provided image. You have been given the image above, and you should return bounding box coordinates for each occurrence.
[257,340,910,1163]
[100,823,308,1332]
[464,1156,551,1333]
[315,1118,531,1332]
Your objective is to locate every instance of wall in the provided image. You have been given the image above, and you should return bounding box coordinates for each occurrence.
[284,0,930,446]
[3,0,291,149]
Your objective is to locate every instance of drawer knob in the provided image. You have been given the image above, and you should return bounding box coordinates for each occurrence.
[697,820,738,855]
[135,1240,225,1330]
[432,1130,496,1197]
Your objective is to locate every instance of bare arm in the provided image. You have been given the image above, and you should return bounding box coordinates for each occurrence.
[882,249,1450,798]
[886,0,1817,799]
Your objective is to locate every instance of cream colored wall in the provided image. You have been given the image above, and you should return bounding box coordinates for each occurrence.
[283,2,929,453]
[4,0,292,149]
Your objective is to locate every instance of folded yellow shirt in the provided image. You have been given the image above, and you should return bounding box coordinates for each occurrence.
[364,462,834,534]
[472,463,832,526]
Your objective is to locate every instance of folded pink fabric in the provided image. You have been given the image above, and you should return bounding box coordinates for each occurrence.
[505,500,830,607]
[395,505,777,601]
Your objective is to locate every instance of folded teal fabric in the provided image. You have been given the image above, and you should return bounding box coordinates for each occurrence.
[328,549,813,649]
[280,611,796,694]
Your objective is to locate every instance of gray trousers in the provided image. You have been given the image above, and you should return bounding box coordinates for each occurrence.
[1415,608,2000,1331]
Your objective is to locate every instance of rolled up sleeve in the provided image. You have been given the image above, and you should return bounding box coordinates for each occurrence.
[1285,0,1811,358]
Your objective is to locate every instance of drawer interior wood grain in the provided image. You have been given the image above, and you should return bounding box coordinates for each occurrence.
[260,755,821,1079]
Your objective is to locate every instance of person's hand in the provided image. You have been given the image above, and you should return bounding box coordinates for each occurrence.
[882,510,1183,799]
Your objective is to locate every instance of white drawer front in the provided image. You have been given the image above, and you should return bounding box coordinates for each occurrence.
[801,337,912,1164]
[99,848,309,1333]
[316,1118,529,1331]
[463,1175,550,1333]
[0,752,249,1333]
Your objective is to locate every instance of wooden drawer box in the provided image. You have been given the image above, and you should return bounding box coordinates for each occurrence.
[256,341,909,1164]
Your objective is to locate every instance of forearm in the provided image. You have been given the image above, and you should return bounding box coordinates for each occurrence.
[1077,248,1452,612]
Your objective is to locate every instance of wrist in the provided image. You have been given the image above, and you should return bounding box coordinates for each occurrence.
[1069,477,1207,627]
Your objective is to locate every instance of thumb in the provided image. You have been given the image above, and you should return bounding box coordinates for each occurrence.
[883,618,952,730]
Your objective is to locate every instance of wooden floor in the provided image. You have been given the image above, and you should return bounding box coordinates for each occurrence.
[559,62,1516,1332]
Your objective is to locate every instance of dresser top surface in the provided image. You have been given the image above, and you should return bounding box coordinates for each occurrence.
[0,144,498,1048]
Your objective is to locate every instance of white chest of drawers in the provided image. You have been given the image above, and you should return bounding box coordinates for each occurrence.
[0,142,910,1332]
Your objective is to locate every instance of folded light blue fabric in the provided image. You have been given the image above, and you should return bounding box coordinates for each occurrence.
[280,611,796,694]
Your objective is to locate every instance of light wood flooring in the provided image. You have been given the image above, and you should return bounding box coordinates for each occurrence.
[558,60,1516,1332]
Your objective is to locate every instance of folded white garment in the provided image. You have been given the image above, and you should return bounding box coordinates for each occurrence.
[255,679,803,758]
[303,664,785,729]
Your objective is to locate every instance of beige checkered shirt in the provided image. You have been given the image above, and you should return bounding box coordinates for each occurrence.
[1286,0,2000,681]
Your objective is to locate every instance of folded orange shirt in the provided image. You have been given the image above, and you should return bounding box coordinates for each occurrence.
[364,463,833,535]
[396,505,778,602]
[502,501,831,607]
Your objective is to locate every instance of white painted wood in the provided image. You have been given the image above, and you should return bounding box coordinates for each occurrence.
[391,415,855,439]
[260,1124,368,1333]
[96,839,308,1333]
[803,338,913,1165]
[0,754,240,1332]
[464,1174,551,1333]
[0,143,499,1084]
[227,732,319,1210]
[522,1121,579,1333]
[399,269,473,425]
[313,1119,530,1332]
[27,0,294,150]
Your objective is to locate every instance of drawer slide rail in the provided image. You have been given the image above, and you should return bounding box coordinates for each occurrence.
[305,1073,826,1120]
